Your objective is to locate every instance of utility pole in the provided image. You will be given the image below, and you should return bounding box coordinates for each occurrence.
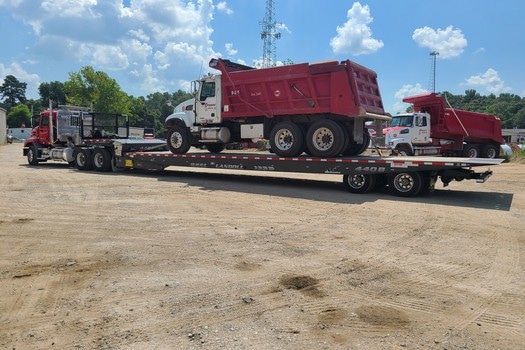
[429,51,439,92]
[260,0,281,68]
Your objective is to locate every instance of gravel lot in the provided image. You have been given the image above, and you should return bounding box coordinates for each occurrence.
[1,142,524,349]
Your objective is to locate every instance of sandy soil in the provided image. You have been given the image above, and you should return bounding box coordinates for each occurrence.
[1,142,524,350]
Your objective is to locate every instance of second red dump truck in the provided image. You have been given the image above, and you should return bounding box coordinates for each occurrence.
[165,58,390,158]
[384,93,504,158]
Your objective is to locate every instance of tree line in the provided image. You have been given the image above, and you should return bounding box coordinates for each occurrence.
[0,67,192,137]
[2,67,525,136]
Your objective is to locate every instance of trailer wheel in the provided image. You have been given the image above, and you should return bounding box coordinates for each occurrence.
[481,144,498,158]
[343,173,376,194]
[92,148,112,172]
[27,144,40,165]
[74,149,93,171]
[269,122,304,157]
[388,172,423,197]
[306,120,345,157]
[462,144,480,158]
[167,125,191,154]
[205,144,225,153]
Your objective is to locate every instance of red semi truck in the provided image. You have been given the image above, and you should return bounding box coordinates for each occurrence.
[384,93,504,158]
[23,107,166,171]
[165,58,390,158]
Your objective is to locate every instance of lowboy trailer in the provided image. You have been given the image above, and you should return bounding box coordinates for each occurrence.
[112,140,502,197]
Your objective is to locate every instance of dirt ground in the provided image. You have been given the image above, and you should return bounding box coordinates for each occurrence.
[1,142,524,350]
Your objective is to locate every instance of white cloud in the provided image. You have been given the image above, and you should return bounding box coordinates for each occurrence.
[0,0,220,95]
[0,62,41,99]
[412,26,467,59]
[216,1,233,15]
[464,68,511,94]
[392,83,428,113]
[330,2,383,55]
[225,43,238,56]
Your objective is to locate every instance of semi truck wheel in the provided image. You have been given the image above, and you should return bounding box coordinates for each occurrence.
[396,145,413,156]
[481,144,499,158]
[306,120,345,157]
[27,144,40,165]
[74,149,93,171]
[343,173,376,194]
[93,148,112,172]
[388,171,423,197]
[462,144,480,158]
[167,125,191,154]
[269,122,304,157]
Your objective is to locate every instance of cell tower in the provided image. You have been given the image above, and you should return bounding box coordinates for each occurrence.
[429,51,439,92]
[260,0,281,68]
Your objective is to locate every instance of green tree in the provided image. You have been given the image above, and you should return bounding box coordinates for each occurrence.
[39,81,67,108]
[0,75,27,106]
[7,104,31,128]
[64,66,131,114]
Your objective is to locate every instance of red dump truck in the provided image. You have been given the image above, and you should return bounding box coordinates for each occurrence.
[165,58,390,158]
[384,93,504,158]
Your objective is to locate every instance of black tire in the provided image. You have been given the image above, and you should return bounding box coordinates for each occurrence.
[343,131,371,156]
[462,144,480,158]
[92,148,112,172]
[481,144,499,158]
[269,122,305,157]
[27,144,40,165]
[396,145,413,156]
[343,173,376,194]
[388,172,424,197]
[306,120,346,157]
[205,144,225,153]
[167,124,191,154]
[73,148,93,171]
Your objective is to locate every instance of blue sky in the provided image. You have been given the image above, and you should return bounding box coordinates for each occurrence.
[1,0,523,113]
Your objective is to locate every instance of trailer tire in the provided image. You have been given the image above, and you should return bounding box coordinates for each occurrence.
[388,172,423,197]
[269,122,305,157]
[74,149,93,171]
[93,148,112,172]
[306,120,345,157]
[167,125,191,154]
[462,144,480,158]
[27,144,40,165]
[481,144,499,159]
[343,173,376,194]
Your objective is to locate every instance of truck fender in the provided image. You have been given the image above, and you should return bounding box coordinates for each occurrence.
[165,111,192,129]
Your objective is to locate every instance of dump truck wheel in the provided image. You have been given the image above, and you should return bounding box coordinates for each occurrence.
[462,144,480,158]
[396,145,413,156]
[167,125,191,154]
[27,144,40,165]
[343,131,371,156]
[306,120,345,157]
[93,148,112,172]
[269,122,305,157]
[205,144,225,153]
[388,172,423,197]
[481,144,498,158]
[343,173,376,194]
[74,149,93,171]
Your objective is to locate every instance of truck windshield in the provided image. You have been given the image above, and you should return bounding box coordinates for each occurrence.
[391,115,413,127]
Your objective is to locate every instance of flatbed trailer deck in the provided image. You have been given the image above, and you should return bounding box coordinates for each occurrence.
[113,142,503,197]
